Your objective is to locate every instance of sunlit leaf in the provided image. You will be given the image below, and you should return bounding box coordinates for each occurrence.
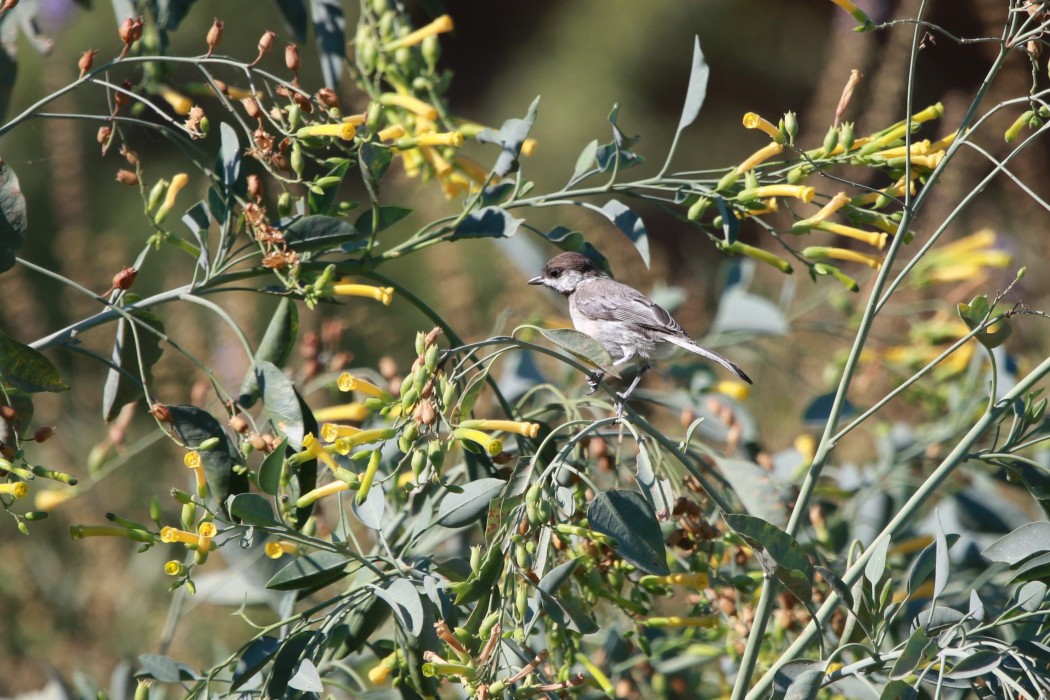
[228,493,278,526]
[258,438,287,496]
[477,97,539,177]
[527,325,619,378]
[0,159,27,273]
[355,206,411,237]
[889,627,932,680]
[982,522,1050,565]
[676,36,710,134]
[167,405,248,508]
[239,298,299,408]
[102,308,164,420]
[598,199,649,268]
[265,631,318,699]
[138,654,198,683]
[0,326,67,393]
[266,552,351,591]
[370,578,424,636]
[451,207,523,240]
[255,361,305,449]
[436,478,506,528]
[724,513,813,604]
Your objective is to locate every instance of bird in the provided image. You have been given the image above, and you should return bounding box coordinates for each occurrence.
[528,251,751,413]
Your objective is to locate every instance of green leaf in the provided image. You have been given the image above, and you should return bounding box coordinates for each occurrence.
[0,159,27,273]
[285,215,364,253]
[255,361,305,449]
[228,493,278,526]
[355,206,411,237]
[477,96,539,177]
[436,478,506,528]
[676,36,710,134]
[370,578,424,636]
[572,140,599,182]
[258,438,287,496]
[266,551,351,591]
[265,630,318,699]
[906,534,960,595]
[537,586,599,634]
[946,649,1002,679]
[863,536,891,590]
[230,637,279,692]
[982,522,1050,564]
[538,557,580,596]
[588,490,669,575]
[239,298,298,407]
[168,405,247,508]
[455,365,490,420]
[598,200,649,268]
[714,458,788,528]
[360,141,392,197]
[879,680,918,700]
[889,626,932,680]
[528,326,620,378]
[288,658,323,693]
[0,326,67,393]
[138,654,198,682]
[337,596,392,657]
[157,0,199,30]
[102,309,164,421]
[724,513,814,604]
[181,201,211,272]
[219,122,241,189]
[958,295,1011,348]
[451,206,524,240]
[783,669,822,700]
[307,160,350,216]
[311,0,345,90]
[715,196,739,245]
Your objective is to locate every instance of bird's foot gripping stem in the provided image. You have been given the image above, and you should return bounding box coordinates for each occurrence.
[586,371,605,395]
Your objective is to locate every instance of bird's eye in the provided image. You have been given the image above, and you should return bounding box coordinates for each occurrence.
[550,269,561,278]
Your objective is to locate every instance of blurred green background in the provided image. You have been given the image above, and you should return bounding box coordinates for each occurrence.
[0,0,1048,694]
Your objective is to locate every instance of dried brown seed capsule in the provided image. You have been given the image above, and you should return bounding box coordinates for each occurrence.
[315,88,340,109]
[205,19,224,57]
[246,174,263,201]
[229,415,249,434]
[32,426,55,443]
[240,96,262,120]
[78,49,97,78]
[285,43,300,73]
[149,403,173,424]
[115,169,139,186]
[258,30,275,56]
[97,125,112,145]
[111,266,137,291]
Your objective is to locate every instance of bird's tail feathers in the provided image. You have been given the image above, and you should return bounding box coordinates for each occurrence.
[665,335,753,384]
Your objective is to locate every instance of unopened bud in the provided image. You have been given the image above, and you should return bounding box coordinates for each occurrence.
[258,30,275,56]
[112,266,137,291]
[32,427,55,443]
[115,169,139,186]
[118,16,144,57]
[78,49,97,78]
[241,96,262,120]
[285,43,300,73]
[205,19,224,57]
[97,125,112,145]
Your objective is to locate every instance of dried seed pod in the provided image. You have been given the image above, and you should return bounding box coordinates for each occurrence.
[78,49,97,78]
[285,43,300,74]
[205,19,224,57]
[115,169,138,186]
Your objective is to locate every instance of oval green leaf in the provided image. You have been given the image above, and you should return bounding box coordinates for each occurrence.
[587,489,669,575]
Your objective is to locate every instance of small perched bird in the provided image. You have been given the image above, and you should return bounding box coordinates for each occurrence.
[528,251,751,412]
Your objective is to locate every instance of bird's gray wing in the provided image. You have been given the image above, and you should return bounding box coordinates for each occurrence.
[574,281,685,335]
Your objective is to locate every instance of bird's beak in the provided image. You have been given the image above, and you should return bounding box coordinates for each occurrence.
[527,275,544,286]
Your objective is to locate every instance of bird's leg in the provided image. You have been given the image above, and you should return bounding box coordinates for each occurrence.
[614,364,650,418]
[586,370,604,395]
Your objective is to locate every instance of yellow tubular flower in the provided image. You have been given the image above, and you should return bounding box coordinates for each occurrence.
[321,423,362,442]
[520,138,538,156]
[873,140,929,159]
[337,373,393,401]
[331,282,394,305]
[740,184,814,203]
[342,113,367,126]
[301,433,340,471]
[742,112,781,140]
[184,450,207,495]
[936,228,997,257]
[439,172,473,199]
[828,0,872,25]
[643,615,720,628]
[736,142,784,174]
[713,381,750,401]
[929,129,963,152]
[163,174,190,212]
[369,650,399,685]
[70,525,154,541]
[0,482,28,498]
[459,419,540,438]
[159,86,192,115]
[378,93,439,120]
[332,428,396,455]
[795,434,817,464]
[420,146,453,177]
[356,451,382,505]
[793,192,850,230]
[400,147,425,177]
[385,14,454,50]
[295,123,357,140]
[297,480,353,508]
[164,560,186,576]
[815,221,888,250]
[453,428,503,456]
[34,488,73,511]
[641,572,710,588]
[265,540,300,559]
[804,246,882,270]
[454,156,490,183]
[197,521,217,552]
[377,124,406,141]
[394,131,465,150]
[161,525,213,551]
[313,403,370,423]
